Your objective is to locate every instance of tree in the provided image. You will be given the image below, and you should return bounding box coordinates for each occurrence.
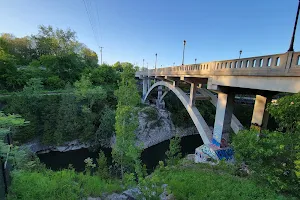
[95,107,115,147]
[268,93,300,133]
[0,33,36,65]
[80,46,98,68]
[112,64,141,180]
[32,25,79,56]
[54,84,79,144]
[112,61,123,72]
[233,93,300,197]
[90,64,119,87]
[0,112,28,165]
[74,75,107,142]
[96,150,109,179]
[0,49,24,90]
[165,136,182,166]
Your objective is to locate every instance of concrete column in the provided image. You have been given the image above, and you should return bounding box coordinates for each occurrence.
[189,83,197,106]
[156,86,164,108]
[157,86,163,100]
[147,78,151,90]
[173,81,179,87]
[212,92,234,147]
[251,94,272,131]
[142,79,148,98]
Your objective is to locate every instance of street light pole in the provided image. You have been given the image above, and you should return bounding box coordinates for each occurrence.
[288,0,300,52]
[195,58,197,64]
[155,53,157,71]
[182,40,186,65]
[239,50,242,59]
[143,59,145,70]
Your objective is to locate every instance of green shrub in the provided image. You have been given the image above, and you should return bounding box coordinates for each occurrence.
[268,93,300,132]
[165,136,182,166]
[232,129,300,197]
[96,150,110,179]
[8,169,122,200]
[141,106,158,121]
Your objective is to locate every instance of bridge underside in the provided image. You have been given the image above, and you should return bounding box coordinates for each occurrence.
[137,50,300,162]
[140,76,278,161]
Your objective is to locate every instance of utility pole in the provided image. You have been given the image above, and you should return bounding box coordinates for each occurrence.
[239,50,242,59]
[100,47,104,65]
[288,0,300,51]
[182,40,186,65]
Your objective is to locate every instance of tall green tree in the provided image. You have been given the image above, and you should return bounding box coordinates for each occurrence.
[165,136,182,166]
[54,84,79,144]
[112,64,141,180]
[95,106,115,147]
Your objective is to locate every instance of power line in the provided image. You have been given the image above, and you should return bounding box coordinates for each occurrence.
[82,0,100,47]
[95,0,102,44]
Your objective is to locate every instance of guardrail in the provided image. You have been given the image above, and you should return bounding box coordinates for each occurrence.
[137,51,300,77]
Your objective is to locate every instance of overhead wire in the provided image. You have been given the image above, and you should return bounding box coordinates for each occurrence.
[82,0,101,49]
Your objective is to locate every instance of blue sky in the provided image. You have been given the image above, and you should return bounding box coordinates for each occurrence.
[0,0,299,68]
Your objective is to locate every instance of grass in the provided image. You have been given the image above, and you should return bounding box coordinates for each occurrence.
[142,160,294,200]
[7,169,122,200]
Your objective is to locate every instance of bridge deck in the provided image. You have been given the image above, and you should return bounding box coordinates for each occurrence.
[136,51,300,93]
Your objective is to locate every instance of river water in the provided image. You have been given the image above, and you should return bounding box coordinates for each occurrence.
[38,134,203,172]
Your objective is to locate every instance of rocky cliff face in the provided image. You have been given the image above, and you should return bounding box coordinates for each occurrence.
[136,106,199,149]
[24,106,201,154]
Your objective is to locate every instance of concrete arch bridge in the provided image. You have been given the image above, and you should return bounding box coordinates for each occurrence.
[136,50,300,162]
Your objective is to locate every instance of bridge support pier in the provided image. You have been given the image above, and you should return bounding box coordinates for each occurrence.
[189,83,197,106]
[212,91,234,147]
[147,78,151,90]
[142,78,148,98]
[251,94,272,131]
[156,85,165,109]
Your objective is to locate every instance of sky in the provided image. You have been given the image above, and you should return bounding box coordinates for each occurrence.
[0,0,299,68]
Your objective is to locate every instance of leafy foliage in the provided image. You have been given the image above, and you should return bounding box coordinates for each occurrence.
[268,93,300,132]
[8,169,122,200]
[141,106,158,121]
[96,106,115,146]
[232,129,300,195]
[165,136,182,166]
[112,63,142,180]
[233,93,300,197]
[96,150,110,179]
[0,26,98,91]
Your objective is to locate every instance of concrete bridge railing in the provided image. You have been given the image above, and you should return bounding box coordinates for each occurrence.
[136,51,300,77]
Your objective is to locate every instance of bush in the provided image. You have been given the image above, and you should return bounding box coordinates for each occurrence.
[141,106,158,121]
[8,169,122,200]
[268,93,300,132]
[232,129,300,197]
[45,75,65,90]
[165,136,182,166]
[96,150,110,179]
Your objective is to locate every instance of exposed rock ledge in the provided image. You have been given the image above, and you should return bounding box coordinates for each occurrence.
[136,106,203,149]
[22,139,93,154]
[23,106,205,154]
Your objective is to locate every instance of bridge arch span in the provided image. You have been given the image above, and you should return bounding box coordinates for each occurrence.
[143,81,213,144]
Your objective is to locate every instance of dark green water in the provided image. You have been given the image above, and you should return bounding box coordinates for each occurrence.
[38,134,203,172]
